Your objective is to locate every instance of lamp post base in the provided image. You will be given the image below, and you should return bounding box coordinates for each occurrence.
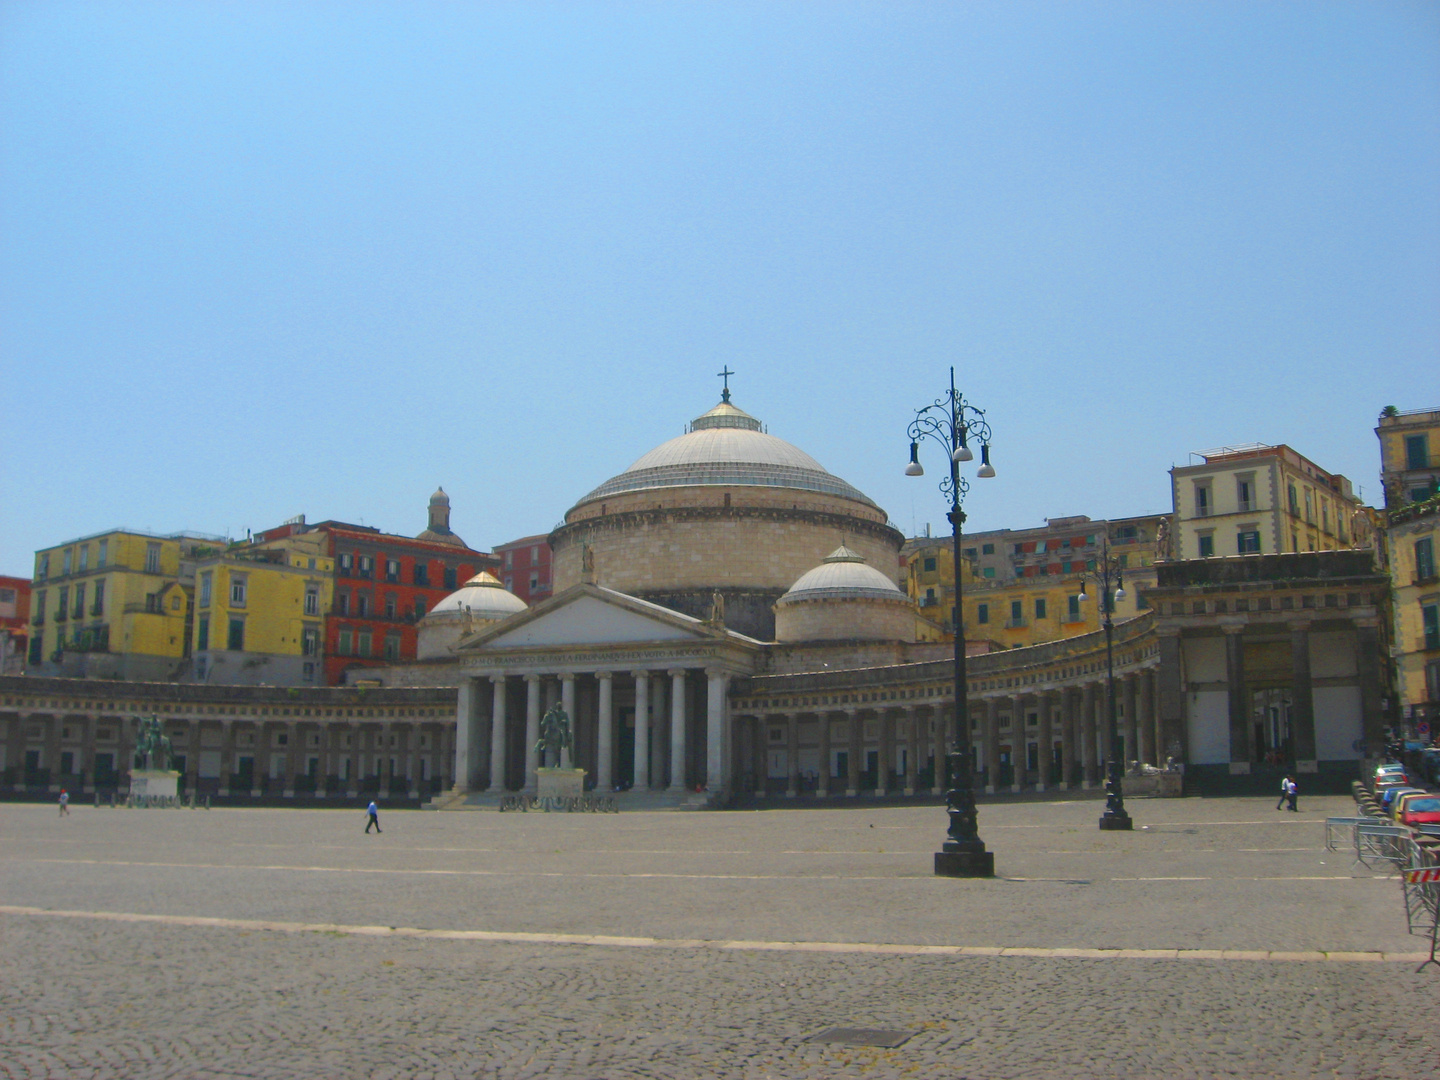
[1098,812,1133,831]
[934,843,995,878]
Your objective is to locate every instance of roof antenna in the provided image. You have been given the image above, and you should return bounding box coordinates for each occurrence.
[717,365,734,404]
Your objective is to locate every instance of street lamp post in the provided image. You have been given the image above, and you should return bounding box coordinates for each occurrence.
[906,366,996,878]
[1077,537,1134,831]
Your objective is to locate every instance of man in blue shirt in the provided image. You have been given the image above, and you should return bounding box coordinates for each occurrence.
[365,800,381,834]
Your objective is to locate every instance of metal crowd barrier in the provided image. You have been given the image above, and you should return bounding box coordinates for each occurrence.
[1402,867,1440,972]
[1325,815,1381,852]
[498,794,618,814]
[1353,823,1413,873]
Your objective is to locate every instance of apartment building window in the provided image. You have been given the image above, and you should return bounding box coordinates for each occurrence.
[78,546,89,572]
[1424,603,1440,652]
[923,557,937,572]
[384,593,397,619]
[1288,484,1299,516]
[383,632,402,661]
[976,603,989,625]
[72,584,85,619]
[1321,503,1330,534]
[357,593,370,617]
[385,559,400,583]
[982,567,996,579]
[1035,598,1048,620]
[91,580,104,616]
[302,662,315,682]
[1198,533,1215,558]
[1067,595,1081,620]
[339,553,353,575]
[358,555,373,578]
[444,567,458,590]
[199,572,212,607]
[1406,434,1430,471]
[230,575,247,606]
[145,542,161,573]
[504,576,513,591]
[227,618,245,651]
[57,586,69,620]
[63,549,72,575]
[529,572,540,593]
[358,629,373,656]
[97,539,107,567]
[1418,538,1437,582]
[1292,531,1299,553]
[33,589,45,624]
[304,588,319,616]
[1194,485,1210,517]
[981,543,995,555]
[337,591,350,616]
[38,553,49,581]
[1304,490,1314,524]
[1009,600,1024,627]
[302,627,319,656]
[197,618,209,651]
[1237,529,1261,554]
[338,628,353,656]
[414,597,427,619]
[413,563,430,587]
[1236,476,1255,513]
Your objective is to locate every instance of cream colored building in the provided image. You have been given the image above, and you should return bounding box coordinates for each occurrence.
[1377,406,1440,509]
[1169,444,1365,561]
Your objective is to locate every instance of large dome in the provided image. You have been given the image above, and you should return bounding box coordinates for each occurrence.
[577,401,875,507]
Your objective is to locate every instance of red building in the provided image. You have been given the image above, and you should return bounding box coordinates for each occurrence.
[494,534,552,606]
[258,489,500,685]
[0,575,31,675]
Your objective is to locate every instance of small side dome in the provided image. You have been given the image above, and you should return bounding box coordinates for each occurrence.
[776,545,907,604]
[774,546,914,643]
[428,571,527,620]
[416,571,527,660]
[418,485,467,548]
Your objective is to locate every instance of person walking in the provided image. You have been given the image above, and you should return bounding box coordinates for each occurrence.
[1276,775,1289,811]
[58,789,69,816]
[1286,776,1299,813]
[365,799,382,834]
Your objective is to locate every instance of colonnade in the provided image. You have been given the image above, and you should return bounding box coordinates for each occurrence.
[457,666,732,794]
[734,668,1161,797]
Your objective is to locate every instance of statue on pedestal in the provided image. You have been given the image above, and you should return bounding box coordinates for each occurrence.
[132,716,175,772]
[536,703,573,769]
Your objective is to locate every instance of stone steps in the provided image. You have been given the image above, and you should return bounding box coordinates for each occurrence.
[425,788,716,811]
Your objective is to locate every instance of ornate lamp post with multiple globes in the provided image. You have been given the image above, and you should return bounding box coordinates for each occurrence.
[905,367,997,878]
[1077,537,1134,831]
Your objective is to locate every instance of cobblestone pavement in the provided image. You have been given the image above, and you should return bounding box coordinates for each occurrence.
[2,795,1436,1079]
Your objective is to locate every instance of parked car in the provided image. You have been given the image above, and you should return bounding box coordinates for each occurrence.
[1392,789,1435,821]
[1381,786,1425,814]
[1398,794,1440,828]
[1373,765,1411,791]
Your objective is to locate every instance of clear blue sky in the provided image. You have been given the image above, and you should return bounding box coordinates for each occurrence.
[3,2,1436,575]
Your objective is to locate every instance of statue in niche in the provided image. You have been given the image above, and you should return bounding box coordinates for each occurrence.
[582,545,596,581]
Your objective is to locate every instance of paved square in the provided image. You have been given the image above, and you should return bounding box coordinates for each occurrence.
[2,795,1436,1079]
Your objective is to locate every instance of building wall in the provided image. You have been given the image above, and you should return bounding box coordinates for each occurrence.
[1384,499,1440,726]
[0,675,455,801]
[774,596,917,644]
[495,536,553,606]
[29,530,217,679]
[1171,445,1361,562]
[0,576,31,675]
[321,526,493,685]
[1377,407,1440,508]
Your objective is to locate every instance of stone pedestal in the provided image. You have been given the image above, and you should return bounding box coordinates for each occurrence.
[934,844,995,878]
[1158,773,1184,797]
[537,768,586,800]
[130,770,179,799]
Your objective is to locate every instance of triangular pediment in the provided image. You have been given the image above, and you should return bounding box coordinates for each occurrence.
[459,585,723,652]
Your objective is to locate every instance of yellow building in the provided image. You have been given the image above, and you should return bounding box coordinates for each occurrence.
[29,529,227,681]
[907,515,1168,649]
[1378,407,1440,733]
[192,535,334,686]
[1170,443,1365,560]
